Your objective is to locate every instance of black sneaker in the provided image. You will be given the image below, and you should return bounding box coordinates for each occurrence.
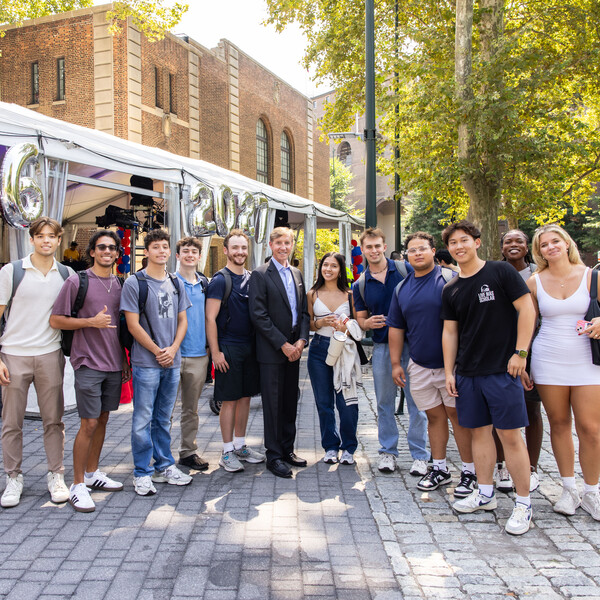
[178,454,209,471]
[454,471,477,498]
[417,468,452,491]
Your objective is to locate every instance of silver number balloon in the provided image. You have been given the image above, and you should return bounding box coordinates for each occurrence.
[236,192,256,238]
[254,194,269,244]
[187,182,216,237]
[0,143,44,229]
[214,185,235,237]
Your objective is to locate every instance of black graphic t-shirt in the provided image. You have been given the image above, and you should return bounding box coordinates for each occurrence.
[441,261,530,376]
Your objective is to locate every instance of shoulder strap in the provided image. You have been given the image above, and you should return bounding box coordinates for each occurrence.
[70,271,89,317]
[591,269,598,301]
[440,267,454,283]
[135,272,149,313]
[7,260,25,314]
[196,271,209,294]
[168,272,180,295]
[56,262,70,281]
[218,268,233,307]
[357,273,366,304]
[394,259,408,279]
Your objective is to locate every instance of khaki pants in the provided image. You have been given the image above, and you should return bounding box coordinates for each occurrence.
[1,350,65,476]
[177,355,209,459]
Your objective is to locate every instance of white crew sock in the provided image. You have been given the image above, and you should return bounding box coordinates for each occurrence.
[233,436,246,450]
[562,476,577,489]
[515,494,531,508]
[479,484,494,498]
[433,458,447,472]
[583,482,599,494]
[223,442,234,453]
[462,462,475,475]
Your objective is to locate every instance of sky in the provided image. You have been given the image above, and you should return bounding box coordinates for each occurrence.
[173,0,331,98]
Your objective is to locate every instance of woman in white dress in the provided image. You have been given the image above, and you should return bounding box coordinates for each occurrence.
[528,224,600,519]
[307,253,359,466]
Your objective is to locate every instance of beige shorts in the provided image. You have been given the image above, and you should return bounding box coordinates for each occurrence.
[406,359,455,411]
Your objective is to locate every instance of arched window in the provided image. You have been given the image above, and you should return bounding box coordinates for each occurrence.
[338,141,352,168]
[256,119,269,184]
[280,131,293,192]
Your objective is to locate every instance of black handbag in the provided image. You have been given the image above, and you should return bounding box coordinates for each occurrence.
[348,292,369,365]
[584,269,600,366]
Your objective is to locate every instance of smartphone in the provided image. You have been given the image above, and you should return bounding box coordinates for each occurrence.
[576,319,593,335]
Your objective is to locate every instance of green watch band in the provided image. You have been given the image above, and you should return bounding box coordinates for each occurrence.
[515,349,528,359]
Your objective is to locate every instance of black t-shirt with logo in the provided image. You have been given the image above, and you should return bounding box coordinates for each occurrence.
[441,261,530,377]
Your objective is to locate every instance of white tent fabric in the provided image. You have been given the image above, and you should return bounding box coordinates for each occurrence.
[0,102,364,230]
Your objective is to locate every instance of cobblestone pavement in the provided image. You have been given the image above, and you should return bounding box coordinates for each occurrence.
[0,358,598,599]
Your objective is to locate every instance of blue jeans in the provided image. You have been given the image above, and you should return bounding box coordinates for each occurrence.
[307,335,359,454]
[372,342,428,459]
[132,366,180,477]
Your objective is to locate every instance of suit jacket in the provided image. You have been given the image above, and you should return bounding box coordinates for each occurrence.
[249,259,310,364]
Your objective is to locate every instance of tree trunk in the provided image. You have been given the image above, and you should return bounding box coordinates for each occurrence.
[455,0,504,259]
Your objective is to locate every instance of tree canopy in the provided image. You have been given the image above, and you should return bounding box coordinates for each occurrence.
[330,156,356,213]
[1,0,187,41]
[266,0,600,257]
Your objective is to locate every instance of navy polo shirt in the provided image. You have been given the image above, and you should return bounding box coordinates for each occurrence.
[352,258,413,344]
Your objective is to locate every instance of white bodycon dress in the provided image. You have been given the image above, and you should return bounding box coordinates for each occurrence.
[531,268,600,386]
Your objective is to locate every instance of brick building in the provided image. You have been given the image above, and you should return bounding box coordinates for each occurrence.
[0,3,329,205]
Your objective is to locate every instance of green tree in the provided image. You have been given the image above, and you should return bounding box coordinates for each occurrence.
[330,157,355,213]
[1,0,187,41]
[266,0,600,258]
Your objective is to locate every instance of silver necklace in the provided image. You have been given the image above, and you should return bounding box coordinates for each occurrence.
[91,271,114,294]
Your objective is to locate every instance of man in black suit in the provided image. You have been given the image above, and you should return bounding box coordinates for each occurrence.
[249,227,310,478]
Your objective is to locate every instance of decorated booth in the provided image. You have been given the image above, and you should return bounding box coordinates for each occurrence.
[0,102,364,416]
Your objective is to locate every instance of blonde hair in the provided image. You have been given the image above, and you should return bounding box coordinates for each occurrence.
[531,224,584,272]
[269,227,294,243]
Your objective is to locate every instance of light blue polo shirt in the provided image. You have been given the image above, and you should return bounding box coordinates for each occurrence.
[176,272,207,358]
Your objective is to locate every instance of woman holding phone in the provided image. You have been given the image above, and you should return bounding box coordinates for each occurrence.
[528,224,600,519]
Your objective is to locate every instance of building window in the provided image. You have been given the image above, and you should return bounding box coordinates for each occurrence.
[155,67,161,108]
[168,73,175,114]
[338,141,352,167]
[280,131,293,192]
[30,62,39,104]
[256,119,269,184]
[56,57,65,101]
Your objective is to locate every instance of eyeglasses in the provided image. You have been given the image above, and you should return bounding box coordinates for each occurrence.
[406,246,431,255]
[95,244,118,252]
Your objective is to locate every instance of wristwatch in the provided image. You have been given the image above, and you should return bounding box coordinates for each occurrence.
[515,349,528,359]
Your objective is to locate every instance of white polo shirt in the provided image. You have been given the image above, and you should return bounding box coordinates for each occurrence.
[0,255,73,356]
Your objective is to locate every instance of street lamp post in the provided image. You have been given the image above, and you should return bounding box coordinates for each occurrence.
[365,0,377,229]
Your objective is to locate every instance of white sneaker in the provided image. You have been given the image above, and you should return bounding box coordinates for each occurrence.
[339,450,355,465]
[553,486,581,516]
[505,502,532,535]
[84,470,124,491]
[494,463,513,493]
[529,469,540,493]
[581,491,600,520]
[410,459,428,477]
[378,453,396,473]
[152,464,192,486]
[453,490,498,514]
[1,474,23,508]
[68,483,95,513]
[47,472,69,503]
[133,475,157,496]
[323,450,338,464]
[234,445,266,464]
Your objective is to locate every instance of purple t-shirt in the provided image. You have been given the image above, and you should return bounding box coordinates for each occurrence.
[52,269,123,372]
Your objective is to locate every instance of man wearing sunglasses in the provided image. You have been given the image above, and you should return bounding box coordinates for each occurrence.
[51,230,130,512]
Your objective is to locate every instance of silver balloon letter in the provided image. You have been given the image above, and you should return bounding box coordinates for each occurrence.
[188,182,216,237]
[0,143,44,229]
[214,185,235,237]
[236,192,256,237]
[254,194,269,244]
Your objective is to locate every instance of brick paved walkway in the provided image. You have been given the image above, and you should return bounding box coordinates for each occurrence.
[0,358,598,599]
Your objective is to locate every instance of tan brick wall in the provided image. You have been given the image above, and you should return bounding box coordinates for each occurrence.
[0,14,95,129]
[0,9,329,205]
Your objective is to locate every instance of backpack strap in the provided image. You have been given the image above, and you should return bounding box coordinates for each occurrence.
[134,271,157,343]
[357,273,366,306]
[5,259,25,321]
[56,262,71,281]
[394,259,408,279]
[70,271,89,317]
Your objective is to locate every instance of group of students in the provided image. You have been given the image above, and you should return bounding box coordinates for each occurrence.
[1,217,598,538]
[0,218,266,512]
[308,222,600,537]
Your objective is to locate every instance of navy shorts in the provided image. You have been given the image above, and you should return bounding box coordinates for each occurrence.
[455,372,529,430]
[214,343,260,402]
